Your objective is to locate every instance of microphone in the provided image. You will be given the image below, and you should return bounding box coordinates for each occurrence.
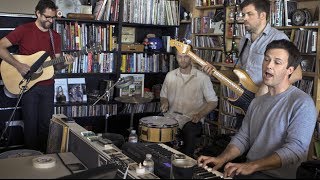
[115,76,134,88]
[19,52,49,85]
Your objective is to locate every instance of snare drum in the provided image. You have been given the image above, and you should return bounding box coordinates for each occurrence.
[139,116,178,143]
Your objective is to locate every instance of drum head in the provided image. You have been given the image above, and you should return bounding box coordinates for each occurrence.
[140,116,178,128]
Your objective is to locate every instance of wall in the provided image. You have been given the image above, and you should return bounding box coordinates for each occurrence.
[0,0,39,15]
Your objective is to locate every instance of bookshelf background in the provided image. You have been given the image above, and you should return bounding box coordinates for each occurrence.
[52,0,180,133]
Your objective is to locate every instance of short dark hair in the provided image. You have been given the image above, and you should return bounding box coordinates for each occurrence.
[35,0,58,14]
[240,0,270,19]
[265,39,301,69]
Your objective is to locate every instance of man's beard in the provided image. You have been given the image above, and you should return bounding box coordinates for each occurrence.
[41,21,52,30]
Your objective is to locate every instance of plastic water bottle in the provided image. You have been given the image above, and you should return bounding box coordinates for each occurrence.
[128,129,138,143]
[143,154,154,173]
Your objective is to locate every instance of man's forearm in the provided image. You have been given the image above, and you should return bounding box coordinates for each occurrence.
[217,144,241,163]
[0,48,20,68]
[247,153,282,172]
[198,101,218,118]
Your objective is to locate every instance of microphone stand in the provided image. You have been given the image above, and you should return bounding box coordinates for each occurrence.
[92,78,122,106]
[0,77,31,149]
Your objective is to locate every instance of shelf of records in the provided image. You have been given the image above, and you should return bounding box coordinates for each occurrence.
[219,113,243,130]
[292,29,318,54]
[193,35,223,49]
[120,53,177,73]
[122,0,180,26]
[293,78,314,97]
[194,49,223,64]
[54,103,117,118]
[56,52,116,74]
[118,102,161,114]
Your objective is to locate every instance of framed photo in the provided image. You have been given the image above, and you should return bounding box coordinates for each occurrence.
[119,74,144,97]
[121,27,136,44]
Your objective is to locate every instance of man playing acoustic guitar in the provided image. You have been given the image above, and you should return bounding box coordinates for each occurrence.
[0,0,74,152]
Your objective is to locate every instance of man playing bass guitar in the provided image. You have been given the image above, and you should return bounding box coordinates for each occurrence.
[203,0,302,99]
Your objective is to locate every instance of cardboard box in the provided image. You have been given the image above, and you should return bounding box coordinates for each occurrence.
[121,44,144,52]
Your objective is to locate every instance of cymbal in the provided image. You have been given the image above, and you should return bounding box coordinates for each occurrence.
[115,96,152,104]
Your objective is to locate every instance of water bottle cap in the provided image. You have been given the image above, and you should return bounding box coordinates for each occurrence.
[131,130,136,133]
[146,154,152,158]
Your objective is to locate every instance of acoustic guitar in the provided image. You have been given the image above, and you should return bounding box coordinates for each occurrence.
[169,39,259,113]
[1,45,100,96]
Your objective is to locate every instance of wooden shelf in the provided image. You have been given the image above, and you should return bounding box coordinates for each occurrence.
[194,47,223,50]
[275,26,319,30]
[195,4,224,10]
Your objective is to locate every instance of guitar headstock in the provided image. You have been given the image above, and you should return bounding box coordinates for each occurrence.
[169,39,191,55]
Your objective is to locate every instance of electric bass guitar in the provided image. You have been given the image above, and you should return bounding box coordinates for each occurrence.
[1,45,101,96]
[169,39,259,113]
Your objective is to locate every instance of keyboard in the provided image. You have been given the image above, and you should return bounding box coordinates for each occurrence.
[121,142,225,179]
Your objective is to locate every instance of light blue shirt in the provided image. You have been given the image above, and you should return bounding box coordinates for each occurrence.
[230,86,317,178]
[239,23,289,84]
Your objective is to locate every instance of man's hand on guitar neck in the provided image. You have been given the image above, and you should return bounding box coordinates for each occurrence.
[63,54,74,65]
[201,63,216,75]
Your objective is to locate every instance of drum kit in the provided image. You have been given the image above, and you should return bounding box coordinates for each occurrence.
[93,75,185,143]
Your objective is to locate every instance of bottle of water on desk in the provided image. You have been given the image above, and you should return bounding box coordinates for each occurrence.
[143,154,154,173]
[128,129,138,143]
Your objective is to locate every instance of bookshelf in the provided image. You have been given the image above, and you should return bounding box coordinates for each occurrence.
[52,0,180,132]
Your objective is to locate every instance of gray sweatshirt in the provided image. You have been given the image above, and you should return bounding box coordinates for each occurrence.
[230,86,317,178]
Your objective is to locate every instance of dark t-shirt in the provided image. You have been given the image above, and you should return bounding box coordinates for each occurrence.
[6,22,61,85]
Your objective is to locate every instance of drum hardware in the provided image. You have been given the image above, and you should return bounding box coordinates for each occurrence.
[115,96,153,132]
[92,76,134,106]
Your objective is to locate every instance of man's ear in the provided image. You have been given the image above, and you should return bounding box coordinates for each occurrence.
[259,11,267,20]
[288,66,295,76]
[35,10,40,18]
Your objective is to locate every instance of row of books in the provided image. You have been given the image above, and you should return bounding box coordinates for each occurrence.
[55,22,116,52]
[120,53,176,73]
[193,36,223,49]
[54,104,118,118]
[270,0,297,27]
[122,0,180,25]
[294,78,314,96]
[58,52,115,74]
[203,121,219,137]
[227,23,246,37]
[220,113,242,130]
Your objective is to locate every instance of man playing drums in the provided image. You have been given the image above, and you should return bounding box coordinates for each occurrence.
[160,48,218,157]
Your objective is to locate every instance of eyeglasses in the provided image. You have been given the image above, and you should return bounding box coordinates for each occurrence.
[41,13,56,21]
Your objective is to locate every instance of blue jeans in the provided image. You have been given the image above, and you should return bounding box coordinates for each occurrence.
[22,84,54,152]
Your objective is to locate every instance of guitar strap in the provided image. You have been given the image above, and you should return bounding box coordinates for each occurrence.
[233,38,248,69]
[48,29,56,58]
